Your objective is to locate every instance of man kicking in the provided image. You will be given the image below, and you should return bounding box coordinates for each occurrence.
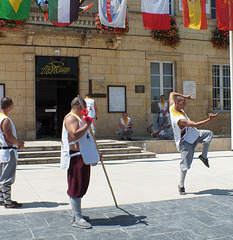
[169,92,219,195]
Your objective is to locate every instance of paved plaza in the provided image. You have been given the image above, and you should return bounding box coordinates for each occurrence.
[0,151,233,239]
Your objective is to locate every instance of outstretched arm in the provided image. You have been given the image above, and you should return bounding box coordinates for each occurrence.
[178,113,219,129]
[169,92,195,107]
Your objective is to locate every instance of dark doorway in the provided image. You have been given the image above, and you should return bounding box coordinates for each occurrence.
[35,56,78,139]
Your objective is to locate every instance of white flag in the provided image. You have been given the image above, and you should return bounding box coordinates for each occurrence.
[98,0,127,28]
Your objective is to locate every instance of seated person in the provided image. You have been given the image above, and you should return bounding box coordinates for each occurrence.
[118,113,135,140]
[147,124,173,140]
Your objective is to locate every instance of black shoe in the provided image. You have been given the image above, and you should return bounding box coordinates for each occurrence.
[120,137,124,140]
[178,185,186,195]
[0,201,5,206]
[199,155,210,168]
[127,137,132,141]
[4,201,22,208]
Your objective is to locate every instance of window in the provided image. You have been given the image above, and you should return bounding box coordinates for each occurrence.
[212,64,230,111]
[211,0,216,20]
[150,62,174,113]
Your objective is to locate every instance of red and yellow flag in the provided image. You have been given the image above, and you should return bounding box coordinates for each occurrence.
[182,0,207,30]
[216,0,233,30]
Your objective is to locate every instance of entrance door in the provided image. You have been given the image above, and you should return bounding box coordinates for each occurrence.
[35,56,78,139]
[36,79,77,138]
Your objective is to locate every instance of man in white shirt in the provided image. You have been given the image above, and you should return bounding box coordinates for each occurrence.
[118,113,135,141]
[169,92,218,195]
[84,93,98,135]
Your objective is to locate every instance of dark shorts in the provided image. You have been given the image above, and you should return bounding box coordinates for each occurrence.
[67,151,90,198]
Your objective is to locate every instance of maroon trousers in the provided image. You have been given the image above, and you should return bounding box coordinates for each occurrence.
[67,151,90,198]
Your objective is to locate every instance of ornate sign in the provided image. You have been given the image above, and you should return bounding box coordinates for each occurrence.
[41,61,71,75]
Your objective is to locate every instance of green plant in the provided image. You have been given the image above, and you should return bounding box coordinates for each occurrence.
[0,19,27,31]
[211,28,229,49]
[151,18,180,48]
[95,14,129,36]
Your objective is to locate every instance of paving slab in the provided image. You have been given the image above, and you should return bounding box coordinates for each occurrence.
[0,151,232,239]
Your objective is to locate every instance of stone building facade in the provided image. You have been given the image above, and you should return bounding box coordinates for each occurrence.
[0,0,230,139]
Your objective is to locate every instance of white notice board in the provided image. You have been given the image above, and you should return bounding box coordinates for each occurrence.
[108,86,126,112]
[183,81,196,98]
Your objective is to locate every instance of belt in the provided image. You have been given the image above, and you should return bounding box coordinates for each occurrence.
[0,146,16,149]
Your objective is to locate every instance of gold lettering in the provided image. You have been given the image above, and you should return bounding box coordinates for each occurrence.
[41,61,71,75]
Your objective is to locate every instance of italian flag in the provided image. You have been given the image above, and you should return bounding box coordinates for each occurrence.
[182,0,207,30]
[48,0,79,23]
[141,0,170,30]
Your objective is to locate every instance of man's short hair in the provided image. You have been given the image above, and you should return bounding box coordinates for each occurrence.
[160,95,165,98]
[85,92,91,97]
[1,97,13,110]
[71,96,84,108]
[174,95,184,104]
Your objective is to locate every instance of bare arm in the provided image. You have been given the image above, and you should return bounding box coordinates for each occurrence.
[94,102,98,120]
[169,92,195,107]
[65,115,92,140]
[2,119,24,148]
[178,113,219,129]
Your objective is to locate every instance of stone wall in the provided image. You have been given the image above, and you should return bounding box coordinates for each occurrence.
[0,0,230,139]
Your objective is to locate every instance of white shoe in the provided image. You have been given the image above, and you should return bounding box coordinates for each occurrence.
[73,218,92,229]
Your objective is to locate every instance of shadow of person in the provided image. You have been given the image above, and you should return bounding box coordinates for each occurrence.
[89,214,148,227]
[193,189,233,196]
[20,201,69,208]
[88,207,148,227]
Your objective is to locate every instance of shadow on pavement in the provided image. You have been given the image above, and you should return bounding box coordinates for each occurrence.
[21,201,69,208]
[193,189,233,196]
[89,207,148,227]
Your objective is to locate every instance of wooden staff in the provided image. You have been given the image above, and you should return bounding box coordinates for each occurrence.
[89,128,118,207]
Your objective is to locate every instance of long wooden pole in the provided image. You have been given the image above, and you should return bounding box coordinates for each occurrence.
[89,128,118,207]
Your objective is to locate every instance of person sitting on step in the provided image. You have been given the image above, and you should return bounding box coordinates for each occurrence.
[118,113,135,141]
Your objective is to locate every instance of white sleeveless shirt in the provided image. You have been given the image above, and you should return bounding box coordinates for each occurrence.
[158,102,169,117]
[60,112,99,169]
[120,117,131,127]
[169,104,199,151]
[0,113,18,162]
[84,98,96,119]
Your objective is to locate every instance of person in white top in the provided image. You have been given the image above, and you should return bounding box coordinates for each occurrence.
[61,96,98,229]
[0,97,24,208]
[84,93,98,135]
[118,113,135,140]
[146,124,173,140]
[157,95,169,127]
[169,92,218,195]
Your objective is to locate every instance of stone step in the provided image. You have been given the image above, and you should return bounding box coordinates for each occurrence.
[18,151,156,164]
[18,146,142,158]
[99,146,142,154]
[18,150,61,158]
[18,157,61,165]
[102,152,156,160]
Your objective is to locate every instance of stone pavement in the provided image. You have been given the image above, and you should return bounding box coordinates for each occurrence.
[0,151,233,239]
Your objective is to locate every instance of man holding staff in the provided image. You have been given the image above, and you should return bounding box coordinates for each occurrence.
[61,96,100,229]
[169,92,219,195]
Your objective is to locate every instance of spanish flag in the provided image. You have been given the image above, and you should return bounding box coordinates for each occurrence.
[182,0,207,30]
[216,0,233,30]
[0,0,31,20]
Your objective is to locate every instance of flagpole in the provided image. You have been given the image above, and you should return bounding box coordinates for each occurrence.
[230,31,233,150]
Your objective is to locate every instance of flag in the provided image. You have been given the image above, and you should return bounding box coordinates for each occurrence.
[0,0,31,20]
[215,0,233,30]
[182,0,207,30]
[98,0,127,28]
[48,0,80,23]
[141,0,170,30]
